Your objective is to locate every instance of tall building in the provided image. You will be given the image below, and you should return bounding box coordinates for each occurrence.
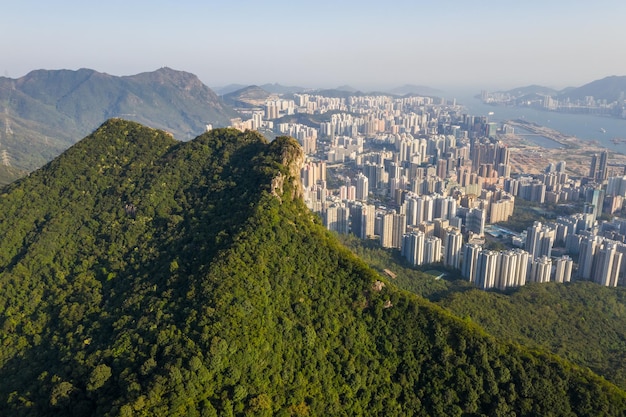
[495,142,510,166]
[511,249,530,287]
[475,250,499,289]
[525,221,555,259]
[402,231,425,266]
[356,173,369,201]
[443,228,463,269]
[380,212,395,248]
[466,208,486,236]
[433,218,450,240]
[416,195,434,225]
[554,256,573,283]
[406,195,419,226]
[461,244,482,283]
[607,176,626,197]
[598,151,609,182]
[593,243,623,287]
[361,204,376,239]
[301,160,326,188]
[392,212,407,249]
[350,203,375,239]
[589,151,608,182]
[324,203,349,234]
[363,162,384,193]
[586,188,605,222]
[424,236,442,264]
[530,256,552,283]
[578,236,600,279]
[496,251,518,290]
[489,196,515,224]
[589,153,598,179]
[445,196,458,220]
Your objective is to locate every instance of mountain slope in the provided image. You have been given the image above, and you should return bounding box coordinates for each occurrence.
[0,68,237,172]
[502,85,560,97]
[439,282,626,389]
[0,120,625,416]
[557,75,626,102]
[339,235,626,391]
[223,85,273,108]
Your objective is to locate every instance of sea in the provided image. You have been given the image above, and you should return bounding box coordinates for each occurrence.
[452,93,626,155]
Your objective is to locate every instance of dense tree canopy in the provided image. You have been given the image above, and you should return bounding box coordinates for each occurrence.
[340,225,626,392]
[0,120,625,416]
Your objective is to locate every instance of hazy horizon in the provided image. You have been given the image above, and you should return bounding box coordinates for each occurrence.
[4,1,626,92]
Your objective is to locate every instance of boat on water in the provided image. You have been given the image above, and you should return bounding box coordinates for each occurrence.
[600,128,607,133]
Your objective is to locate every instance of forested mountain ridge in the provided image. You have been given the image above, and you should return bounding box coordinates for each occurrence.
[0,120,625,416]
[338,235,626,391]
[440,282,626,389]
[0,67,238,175]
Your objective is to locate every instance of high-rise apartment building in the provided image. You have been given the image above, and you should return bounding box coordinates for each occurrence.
[590,151,608,182]
[392,212,407,249]
[475,250,499,290]
[593,243,623,287]
[380,212,395,249]
[461,244,482,283]
[424,236,442,264]
[402,231,425,266]
[325,203,349,234]
[356,173,369,201]
[554,256,573,283]
[443,228,463,269]
[530,256,552,283]
[525,222,555,259]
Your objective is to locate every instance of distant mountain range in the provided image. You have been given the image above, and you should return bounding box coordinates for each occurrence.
[215,83,443,98]
[214,83,308,95]
[311,86,443,100]
[222,85,275,109]
[0,67,237,174]
[557,75,626,102]
[493,76,626,103]
[388,84,443,96]
[500,85,562,97]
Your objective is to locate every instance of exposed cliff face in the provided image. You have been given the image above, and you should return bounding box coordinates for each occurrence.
[268,135,305,201]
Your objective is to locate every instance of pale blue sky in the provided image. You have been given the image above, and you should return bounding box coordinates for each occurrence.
[3,1,626,91]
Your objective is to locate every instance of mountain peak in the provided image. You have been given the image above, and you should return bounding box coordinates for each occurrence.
[223,85,273,108]
[268,136,305,201]
[0,68,238,172]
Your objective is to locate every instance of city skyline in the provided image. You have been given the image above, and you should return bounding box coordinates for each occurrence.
[3,0,626,92]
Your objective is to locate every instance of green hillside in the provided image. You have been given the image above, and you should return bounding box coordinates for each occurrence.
[0,68,238,172]
[339,234,626,391]
[0,120,625,416]
[439,282,626,389]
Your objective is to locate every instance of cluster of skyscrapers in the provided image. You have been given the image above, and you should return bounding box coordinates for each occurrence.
[266,91,626,290]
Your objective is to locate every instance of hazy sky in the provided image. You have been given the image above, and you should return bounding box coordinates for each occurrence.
[3,0,626,91]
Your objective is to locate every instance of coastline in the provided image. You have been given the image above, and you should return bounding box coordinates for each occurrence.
[497,119,626,177]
